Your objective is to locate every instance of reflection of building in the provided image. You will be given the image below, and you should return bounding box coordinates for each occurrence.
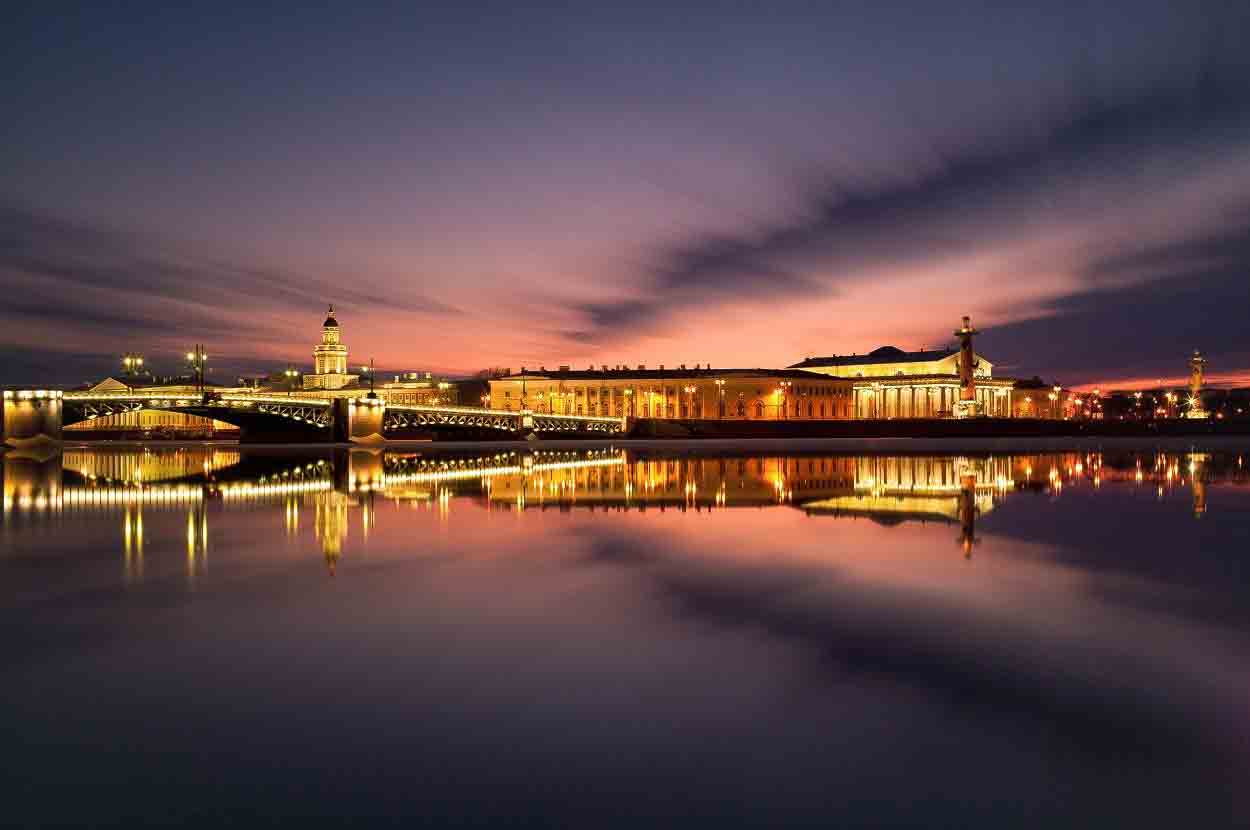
[314,491,350,574]
[303,306,358,391]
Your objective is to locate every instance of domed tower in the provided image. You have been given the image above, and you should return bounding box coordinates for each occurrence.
[304,305,356,390]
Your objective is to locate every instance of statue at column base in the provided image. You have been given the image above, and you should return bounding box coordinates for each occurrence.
[952,399,983,419]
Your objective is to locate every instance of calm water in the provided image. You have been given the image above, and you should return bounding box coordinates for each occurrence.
[3,443,1250,827]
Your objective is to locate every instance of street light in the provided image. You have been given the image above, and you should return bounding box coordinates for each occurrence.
[714,379,725,419]
[284,365,301,396]
[778,380,792,420]
[186,346,207,396]
[683,385,696,419]
[121,352,145,377]
[361,359,376,397]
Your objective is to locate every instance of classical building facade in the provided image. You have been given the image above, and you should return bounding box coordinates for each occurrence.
[489,367,856,420]
[303,306,358,391]
[487,331,1032,420]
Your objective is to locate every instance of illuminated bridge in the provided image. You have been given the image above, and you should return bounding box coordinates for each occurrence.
[3,389,626,445]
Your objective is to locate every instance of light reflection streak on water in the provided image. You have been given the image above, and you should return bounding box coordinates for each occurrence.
[3,445,1247,578]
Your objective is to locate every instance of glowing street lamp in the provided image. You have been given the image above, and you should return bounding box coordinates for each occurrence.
[284,364,301,396]
[683,384,696,419]
[714,378,726,419]
[778,380,792,420]
[186,345,207,395]
[121,352,145,377]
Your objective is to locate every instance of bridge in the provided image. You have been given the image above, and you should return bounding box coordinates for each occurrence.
[2,389,627,446]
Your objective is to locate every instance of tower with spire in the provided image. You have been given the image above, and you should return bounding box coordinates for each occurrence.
[304,305,357,390]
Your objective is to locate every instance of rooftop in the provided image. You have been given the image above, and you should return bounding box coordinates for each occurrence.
[502,367,845,381]
[788,345,958,369]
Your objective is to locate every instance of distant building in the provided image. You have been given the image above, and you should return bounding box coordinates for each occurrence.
[303,306,359,391]
[487,338,1032,421]
[381,372,459,406]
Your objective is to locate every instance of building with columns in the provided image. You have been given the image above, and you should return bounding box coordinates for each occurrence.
[488,366,855,419]
[487,319,1037,421]
[303,306,358,391]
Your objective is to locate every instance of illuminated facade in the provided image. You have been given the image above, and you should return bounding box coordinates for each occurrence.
[486,315,1052,420]
[488,367,855,419]
[303,306,358,391]
[487,359,1014,420]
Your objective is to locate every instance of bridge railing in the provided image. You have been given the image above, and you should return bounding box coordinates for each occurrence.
[386,402,520,417]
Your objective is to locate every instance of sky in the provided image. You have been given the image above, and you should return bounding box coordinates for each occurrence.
[4,0,1250,389]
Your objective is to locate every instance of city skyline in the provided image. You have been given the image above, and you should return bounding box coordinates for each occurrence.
[5,1,1250,389]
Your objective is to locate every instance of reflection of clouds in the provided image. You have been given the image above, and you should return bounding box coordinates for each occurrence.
[566,519,1250,771]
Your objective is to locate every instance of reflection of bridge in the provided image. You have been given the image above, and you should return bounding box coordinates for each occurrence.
[3,388,626,445]
[4,448,1235,578]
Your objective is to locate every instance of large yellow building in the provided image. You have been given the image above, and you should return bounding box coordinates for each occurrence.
[488,343,1023,420]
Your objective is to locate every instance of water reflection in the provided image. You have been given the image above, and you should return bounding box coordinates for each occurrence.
[2,445,1244,576]
[3,442,1250,826]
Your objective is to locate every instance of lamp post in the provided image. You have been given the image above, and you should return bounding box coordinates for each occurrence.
[714,379,725,419]
[683,385,696,419]
[121,353,145,378]
[186,346,207,396]
[481,393,490,409]
[778,380,792,420]
[536,391,546,414]
[1052,386,1062,419]
[361,360,376,398]
[285,365,300,396]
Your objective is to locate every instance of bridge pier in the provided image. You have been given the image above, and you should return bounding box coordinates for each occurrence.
[334,397,385,443]
[3,390,63,448]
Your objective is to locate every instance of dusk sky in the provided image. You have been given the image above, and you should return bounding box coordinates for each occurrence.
[4,1,1249,389]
